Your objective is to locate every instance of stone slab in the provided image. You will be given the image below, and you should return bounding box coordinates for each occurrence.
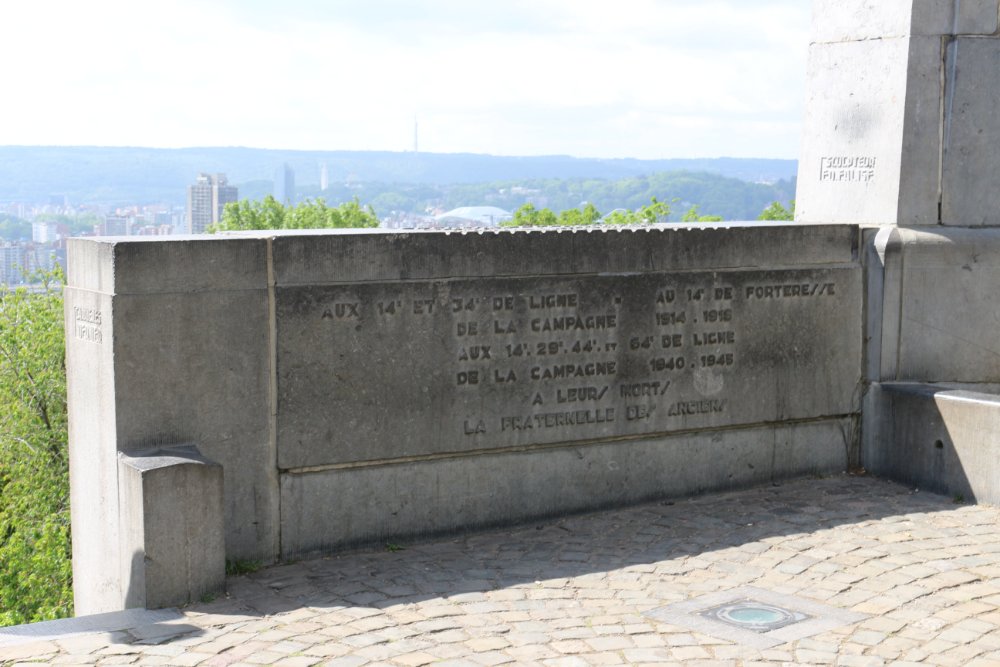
[275,267,862,469]
[279,418,852,557]
[0,609,182,648]
[864,382,1000,505]
[111,290,277,563]
[66,237,278,618]
[875,227,1000,382]
[942,36,1000,226]
[811,0,999,43]
[268,225,860,285]
[65,285,121,615]
[119,445,225,610]
[796,35,942,226]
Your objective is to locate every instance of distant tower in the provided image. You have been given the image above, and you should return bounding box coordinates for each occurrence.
[320,162,329,192]
[274,163,296,205]
[187,173,238,234]
[414,117,419,154]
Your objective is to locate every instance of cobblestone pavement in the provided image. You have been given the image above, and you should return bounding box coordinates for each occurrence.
[6,475,1000,666]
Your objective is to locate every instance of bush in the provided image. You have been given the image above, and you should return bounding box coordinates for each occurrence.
[0,270,71,626]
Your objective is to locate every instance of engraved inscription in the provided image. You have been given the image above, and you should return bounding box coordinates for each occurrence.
[275,266,862,468]
[73,306,103,344]
[820,156,876,183]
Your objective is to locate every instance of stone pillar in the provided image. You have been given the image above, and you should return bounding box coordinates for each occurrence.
[66,237,276,615]
[119,445,225,609]
[797,0,1000,226]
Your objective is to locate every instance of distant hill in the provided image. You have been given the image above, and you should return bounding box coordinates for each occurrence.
[0,146,797,207]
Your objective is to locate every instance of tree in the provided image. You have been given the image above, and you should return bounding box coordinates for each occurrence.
[210,196,379,232]
[505,198,672,228]
[506,203,558,227]
[681,205,724,223]
[557,202,603,226]
[0,269,71,626]
[758,200,795,221]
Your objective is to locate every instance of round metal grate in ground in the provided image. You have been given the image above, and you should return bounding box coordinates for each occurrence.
[700,600,810,633]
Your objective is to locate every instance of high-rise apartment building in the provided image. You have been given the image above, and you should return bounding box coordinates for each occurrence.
[187,173,238,233]
[274,163,295,205]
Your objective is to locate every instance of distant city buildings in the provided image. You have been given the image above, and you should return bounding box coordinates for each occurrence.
[274,164,295,205]
[187,173,238,233]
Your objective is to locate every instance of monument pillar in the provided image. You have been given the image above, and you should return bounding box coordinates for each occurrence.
[797,0,1000,226]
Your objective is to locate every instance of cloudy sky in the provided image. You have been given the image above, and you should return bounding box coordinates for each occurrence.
[2,0,811,159]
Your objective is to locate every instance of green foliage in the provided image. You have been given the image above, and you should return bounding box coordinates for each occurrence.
[758,200,795,221]
[210,196,379,232]
[0,269,71,626]
[681,205,724,223]
[506,198,671,228]
[225,559,262,576]
[507,203,559,227]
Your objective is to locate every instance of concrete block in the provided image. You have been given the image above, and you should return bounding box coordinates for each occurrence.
[66,237,275,614]
[113,290,276,563]
[118,445,225,609]
[280,419,852,557]
[271,228,863,470]
[65,285,119,616]
[796,36,942,226]
[811,0,998,43]
[873,227,1000,382]
[865,383,1000,504]
[811,0,917,43]
[267,225,859,285]
[942,37,1000,226]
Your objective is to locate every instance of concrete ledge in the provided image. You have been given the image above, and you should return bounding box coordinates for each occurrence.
[0,608,182,648]
[864,382,1000,503]
[280,418,852,557]
[119,445,225,609]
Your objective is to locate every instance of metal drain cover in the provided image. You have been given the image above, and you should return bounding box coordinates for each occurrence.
[700,600,809,633]
[645,586,868,649]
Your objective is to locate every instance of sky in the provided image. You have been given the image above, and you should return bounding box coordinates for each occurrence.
[1,0,811,160]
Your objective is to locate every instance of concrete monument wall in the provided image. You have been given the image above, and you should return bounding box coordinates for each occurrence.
[67,0,1000,617]
[796,0,1000,226]
[66,224,864,614]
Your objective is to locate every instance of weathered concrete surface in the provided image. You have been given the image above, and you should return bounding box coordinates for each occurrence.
[797,0,1000,227]
[276,268,861,469]
[66,224,864,612]
[280,419,852,557]
[118,445,225,610]
[66,237,277,615]
[870,227,1000,383]
[941,37,1000,226]
[864,383,1000,505]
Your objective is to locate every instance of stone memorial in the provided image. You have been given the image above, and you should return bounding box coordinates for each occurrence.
[66,224,863,614]
[65,0,1000,615]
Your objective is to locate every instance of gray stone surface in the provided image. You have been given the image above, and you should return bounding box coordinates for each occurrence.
[811,0,999,43]
[65,284,120,615]
[941,37,1000,226]
[119,445,225,609]
[797,0,1000,227]
[865,382,1000,505]
[0,609,182,648]
[66,238,277,615]
[796,33,939,226]
[276,267,862,469]
[66,224,865,611]
[279,418,852,556]
[871,227,1000,382]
